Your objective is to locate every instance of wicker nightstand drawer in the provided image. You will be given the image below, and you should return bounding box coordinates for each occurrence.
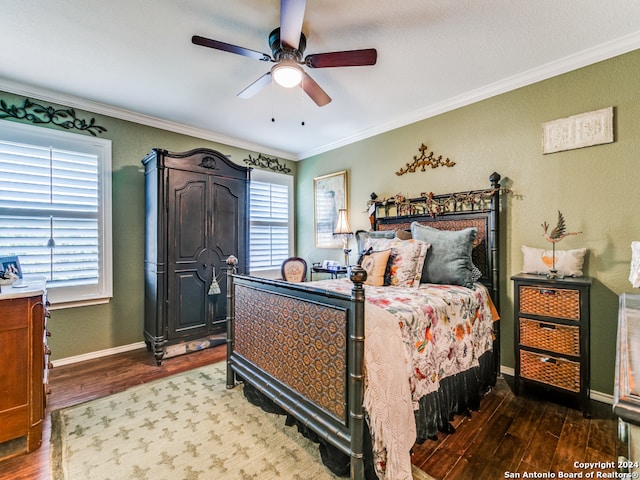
[519,318,580,356]
[513,274,592,416]
[520,350,580,393]
[519,285,580,320]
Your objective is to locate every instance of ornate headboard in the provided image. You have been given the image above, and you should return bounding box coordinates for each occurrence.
[370,172,501,306]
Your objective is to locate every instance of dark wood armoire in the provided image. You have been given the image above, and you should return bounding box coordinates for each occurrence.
[142,148,250,365]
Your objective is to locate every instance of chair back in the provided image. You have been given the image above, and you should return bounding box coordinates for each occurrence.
[281,257,307,282]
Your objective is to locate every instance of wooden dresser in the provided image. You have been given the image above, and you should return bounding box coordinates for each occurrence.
[0,278,50,460]
[512,273,592,417]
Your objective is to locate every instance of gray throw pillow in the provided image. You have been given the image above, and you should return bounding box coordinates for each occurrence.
[410,222,478,287]
[355,230,396,254]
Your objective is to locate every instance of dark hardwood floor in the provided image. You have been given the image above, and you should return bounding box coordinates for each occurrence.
[0,345,619,480]
[412,378,620,479]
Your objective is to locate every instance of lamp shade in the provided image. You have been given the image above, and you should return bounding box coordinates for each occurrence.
[333,209,352,235]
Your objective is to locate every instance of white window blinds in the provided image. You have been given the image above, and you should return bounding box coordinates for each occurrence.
[0,141,98,283]
[0,120,112,306]
[249,172,292,272]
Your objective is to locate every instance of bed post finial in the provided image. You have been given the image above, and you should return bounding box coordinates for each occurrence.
[490,171,501,188]
[349,265,367,285]
[226,255,238,389]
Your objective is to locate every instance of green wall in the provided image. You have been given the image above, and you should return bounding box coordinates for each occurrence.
[3,47,638,396]
[297,48,640,396]
[0,91,296,361]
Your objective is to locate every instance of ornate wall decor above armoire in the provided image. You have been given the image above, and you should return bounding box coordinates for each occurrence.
[142,148,250,365]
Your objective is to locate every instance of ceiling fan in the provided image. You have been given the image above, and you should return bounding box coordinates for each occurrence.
[192,0,377,107]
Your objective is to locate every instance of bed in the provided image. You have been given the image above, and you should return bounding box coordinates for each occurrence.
[225,172,503,480]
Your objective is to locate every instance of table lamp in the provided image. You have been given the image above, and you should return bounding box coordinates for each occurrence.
[333,209,353,267]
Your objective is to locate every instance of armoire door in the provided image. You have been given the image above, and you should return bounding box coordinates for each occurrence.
[166,168,212,340]
[208,175,247,332]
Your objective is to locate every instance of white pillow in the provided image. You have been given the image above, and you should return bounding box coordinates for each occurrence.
[521,245,587,277]
[630,241,640,288]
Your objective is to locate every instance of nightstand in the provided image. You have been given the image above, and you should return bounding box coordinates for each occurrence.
[310,264,348,280]
[512,273,593,417]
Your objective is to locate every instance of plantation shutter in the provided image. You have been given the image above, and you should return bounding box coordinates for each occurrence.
[0,140,99,287]
[249,180,290,271]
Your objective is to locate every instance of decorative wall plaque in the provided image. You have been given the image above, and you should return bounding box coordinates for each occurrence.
[395,143,455,176]
[542,107,613,154]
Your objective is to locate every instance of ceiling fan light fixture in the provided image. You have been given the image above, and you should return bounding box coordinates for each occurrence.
[272,61,303,88]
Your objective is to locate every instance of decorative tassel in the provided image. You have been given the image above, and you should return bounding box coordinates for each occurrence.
[208,266,221,295]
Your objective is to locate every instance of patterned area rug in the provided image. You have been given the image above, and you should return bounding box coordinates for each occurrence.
[50,362,434,480]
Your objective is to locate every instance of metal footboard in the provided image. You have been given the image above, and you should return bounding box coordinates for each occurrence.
[226,257,367,479]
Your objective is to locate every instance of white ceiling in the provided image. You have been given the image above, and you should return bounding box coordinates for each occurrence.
[2,0,640,160]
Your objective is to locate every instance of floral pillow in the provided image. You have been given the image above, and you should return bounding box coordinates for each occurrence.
[364,237,430,288]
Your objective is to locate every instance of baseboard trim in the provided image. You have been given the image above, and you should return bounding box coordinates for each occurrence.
[52,341,147,367]
[500,365,613,405]
[590,390,614,405]
[501,365,515,377]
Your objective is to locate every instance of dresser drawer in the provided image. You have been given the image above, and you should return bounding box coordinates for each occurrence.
[520,350,580,392]
[519,318,580,356]
[519,285,580,320]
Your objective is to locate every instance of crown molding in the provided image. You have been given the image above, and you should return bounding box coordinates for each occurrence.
[0,78,297,160]
[2,30,639,162]
[298,31,640,160]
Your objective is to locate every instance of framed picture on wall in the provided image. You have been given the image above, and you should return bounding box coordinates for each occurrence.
[0,255,22,278]
[314,170,347,248]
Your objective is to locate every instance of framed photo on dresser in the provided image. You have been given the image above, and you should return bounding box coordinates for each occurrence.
[0,255,22,278]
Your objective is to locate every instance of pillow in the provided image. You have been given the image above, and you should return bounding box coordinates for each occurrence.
[471,264,483,283]
[410,222,478,287]
[355,230,395,255]
[365,237,430,288]
[360,249,391,286]
[395,229,412,241]
[630,241,640,288]
[521,245,587,277]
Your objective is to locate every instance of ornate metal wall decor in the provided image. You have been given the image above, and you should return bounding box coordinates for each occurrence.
[0,98,107,136]
[374,187,506,218]
[243,153,291,174]
[395,143,456,176]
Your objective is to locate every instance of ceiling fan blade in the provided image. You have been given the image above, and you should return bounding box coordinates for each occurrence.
[305,48,377,68]
[237,72,273,98]
[301,72,331,107]
[280,0,306,49]
[192,35,272,62]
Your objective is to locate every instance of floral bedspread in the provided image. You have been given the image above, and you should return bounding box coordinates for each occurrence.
[310,279,497,408]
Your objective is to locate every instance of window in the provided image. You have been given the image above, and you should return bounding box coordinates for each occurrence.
[0,120,112,307]
[249,169,293,276]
